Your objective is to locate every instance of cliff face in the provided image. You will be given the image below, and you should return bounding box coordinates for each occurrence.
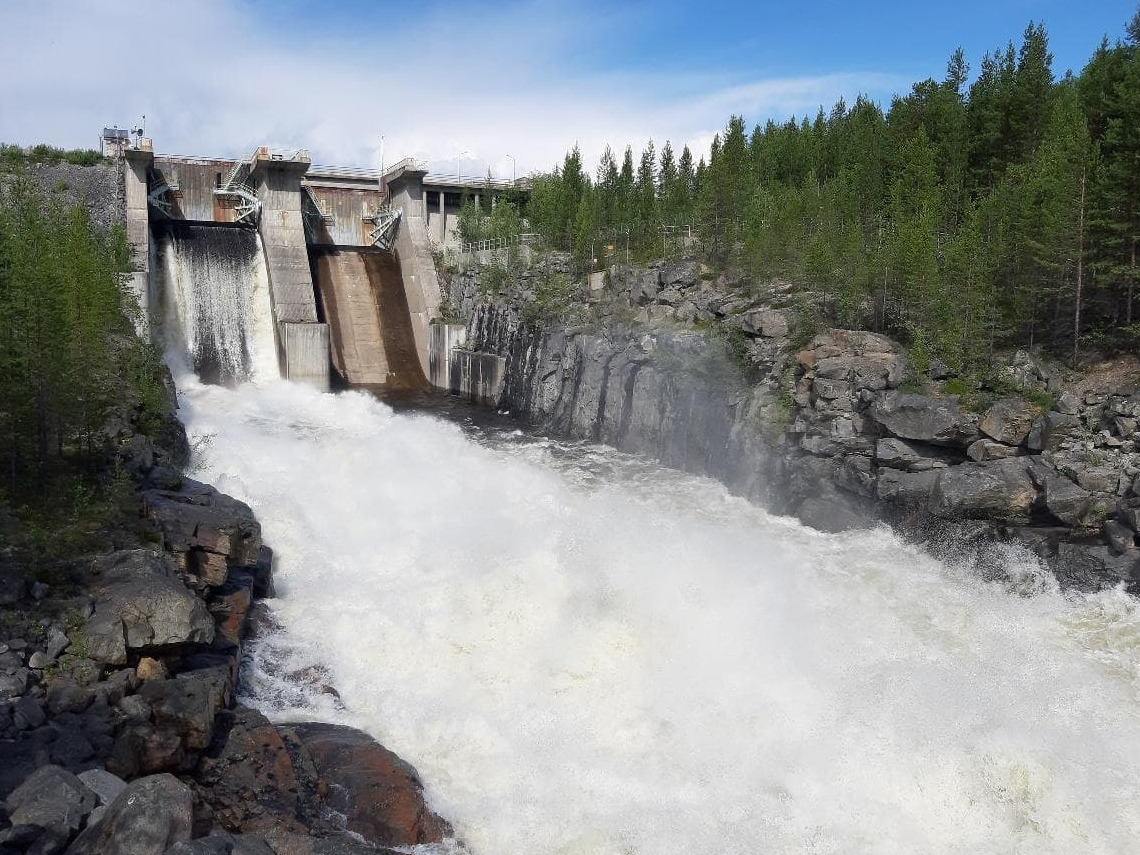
[448,258,1140,592]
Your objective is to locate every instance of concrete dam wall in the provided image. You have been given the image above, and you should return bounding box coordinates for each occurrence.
[131,144,448,392]
[311,247,427,389]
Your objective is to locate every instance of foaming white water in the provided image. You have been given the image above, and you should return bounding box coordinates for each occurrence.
[156,225,278,384]
[179,378,1140,855]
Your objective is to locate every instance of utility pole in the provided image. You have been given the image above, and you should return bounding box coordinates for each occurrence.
[506,154,516,185]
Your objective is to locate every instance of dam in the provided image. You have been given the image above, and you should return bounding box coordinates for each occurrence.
[126,136,517,393]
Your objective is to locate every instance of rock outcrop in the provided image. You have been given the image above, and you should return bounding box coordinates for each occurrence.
[446,256,1140,592]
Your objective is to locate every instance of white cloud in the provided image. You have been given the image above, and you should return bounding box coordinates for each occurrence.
[0,0,905,178]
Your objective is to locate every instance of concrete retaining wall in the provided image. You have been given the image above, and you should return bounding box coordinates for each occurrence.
[281,323,330,389]
[400,217,442,377]
[451,349,505,406]
[429,323,467,390]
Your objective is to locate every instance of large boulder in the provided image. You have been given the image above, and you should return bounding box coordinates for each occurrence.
[799,330,906,391]
[192,707,307,836]
[3,765,97,842]
[140,666,233,754]
[875,438,955,472]
[1040,472,1108,529]
[1027,411,1084,452]
[876,468,940,505]
[869,392,979,446]
[739,309,789,338]
[65,774,193,855]
[284,724,451,848]
[83,551,214,666]
[979,398,1038,446]
[929,459,1039,524]
[143,480,262,573]
[1053,543,1140,591]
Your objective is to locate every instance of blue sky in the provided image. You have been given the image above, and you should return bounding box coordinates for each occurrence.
[1,0,1136,178]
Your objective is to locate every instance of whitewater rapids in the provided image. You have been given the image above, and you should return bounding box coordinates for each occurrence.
[177,376,1140,855]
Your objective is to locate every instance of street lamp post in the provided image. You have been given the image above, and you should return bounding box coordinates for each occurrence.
[506,154,516,185]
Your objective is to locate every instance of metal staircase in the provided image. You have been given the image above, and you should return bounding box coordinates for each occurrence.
[214,155,261,225]
[365,207,401,250]
[147,175,176,217]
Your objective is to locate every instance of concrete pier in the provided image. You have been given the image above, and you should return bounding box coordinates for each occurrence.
[387,164,443,381]
[248,149,330,389]
[123,145,153,331]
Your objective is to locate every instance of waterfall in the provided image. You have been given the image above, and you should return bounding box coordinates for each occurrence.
[154,222,279,385]
[175,378,1140,855]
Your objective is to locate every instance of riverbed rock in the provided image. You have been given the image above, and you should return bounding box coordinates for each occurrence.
[4,765,97,840]
[869,392,979,446]
[285,723,451,848]
[143,481,261,568]
[930,458,1038,524]
[875,438,955,471]
[83,550,214,666]
[76,769,127,806]
[192,707,307,836]
[65,774,193,855]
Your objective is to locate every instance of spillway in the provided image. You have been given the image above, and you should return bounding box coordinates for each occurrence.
[310,246,427,389]
[154,222,279,385]
[170,373,1140,855]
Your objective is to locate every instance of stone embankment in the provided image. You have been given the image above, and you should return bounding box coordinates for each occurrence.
[0,407,451,855]
[448,256,1140,591]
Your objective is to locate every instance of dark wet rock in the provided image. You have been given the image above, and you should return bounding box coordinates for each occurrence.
[0,563,24,606]
[142,481,261,568]
[875,438,955,472]
[209,576,254,651]
[47,679,95,716]
[75,769,127,806]
[14,696,46,729]
[83,550,214,666]
[192,707,307,836]
[49,725,95,767]
[140,666,233,755]
[876,468,940,506]
[285,723,451,848]
[65,774,193,855]
[869,392,979,447]
[1041,473,1105,529]
[1104,519,1136,554]
[161,832,277,855]
[1053,543,1140,590]
[3,765,96,840]
[255,831,401,855]
[930,459,1038,524]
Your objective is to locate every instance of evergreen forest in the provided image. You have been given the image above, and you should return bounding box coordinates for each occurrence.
[506,8,1140,375]
[0,176,168,512]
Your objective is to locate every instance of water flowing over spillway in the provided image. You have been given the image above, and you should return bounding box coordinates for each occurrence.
[168,371,1140,854]
[154,223,279,384]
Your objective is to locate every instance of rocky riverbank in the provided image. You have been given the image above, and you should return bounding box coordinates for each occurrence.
[0,398,452,855]
[446,254,1140,592]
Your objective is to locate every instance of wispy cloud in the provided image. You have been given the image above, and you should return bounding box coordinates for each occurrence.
[0,0,906,177]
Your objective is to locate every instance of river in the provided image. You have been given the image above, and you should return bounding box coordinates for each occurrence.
[173,373,1140,855]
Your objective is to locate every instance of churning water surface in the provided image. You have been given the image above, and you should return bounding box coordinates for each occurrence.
[175,375,1140,855]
